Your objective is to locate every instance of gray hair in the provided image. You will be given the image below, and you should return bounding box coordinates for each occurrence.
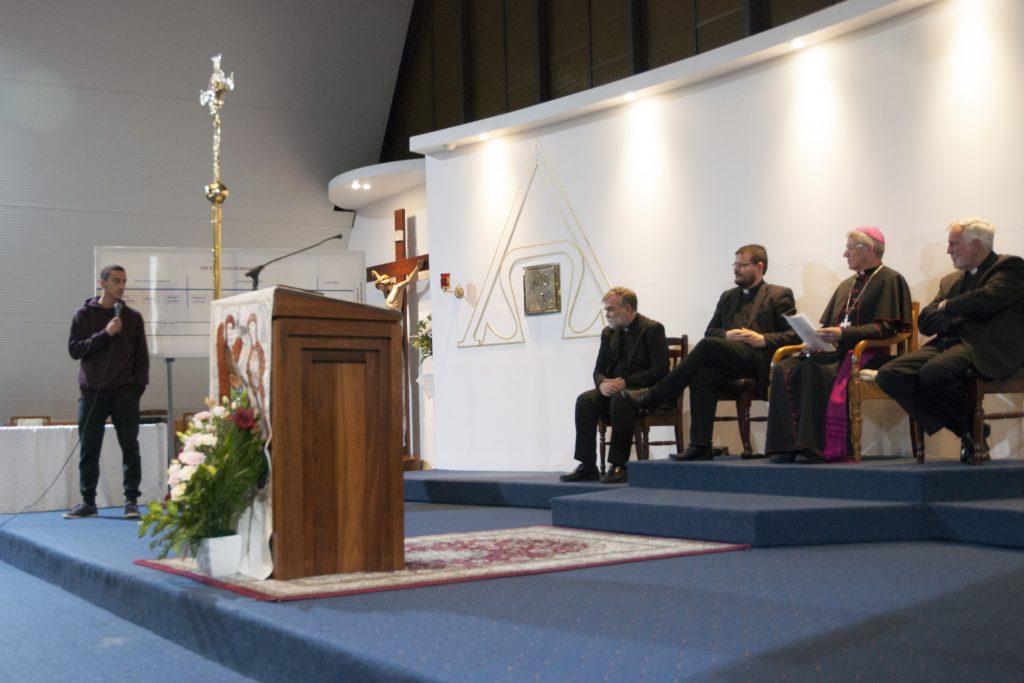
[603,286,637,311]
[949,217,995,252]
[846,230,885,258]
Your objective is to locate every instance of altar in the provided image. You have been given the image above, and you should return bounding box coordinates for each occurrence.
[0,424,167,513]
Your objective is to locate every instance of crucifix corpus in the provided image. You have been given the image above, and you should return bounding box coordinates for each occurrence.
[366,209,429,467]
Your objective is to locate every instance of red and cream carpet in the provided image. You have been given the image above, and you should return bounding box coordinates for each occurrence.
[137,525,747,601]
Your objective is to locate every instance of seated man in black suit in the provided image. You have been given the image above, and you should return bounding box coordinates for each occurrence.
[561,287,668,484]
[876,217,1024,463]
[623,245,798,460]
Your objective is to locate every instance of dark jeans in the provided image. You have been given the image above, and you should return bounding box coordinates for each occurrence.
[77,385,144,504]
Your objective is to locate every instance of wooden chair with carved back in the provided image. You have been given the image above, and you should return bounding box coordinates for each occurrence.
[965,367,1024,465]
[714,378,765,458]
[598,335,687,473]
[770,301,921,462]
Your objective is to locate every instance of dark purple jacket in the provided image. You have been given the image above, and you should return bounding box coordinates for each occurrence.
[68,297,149,398]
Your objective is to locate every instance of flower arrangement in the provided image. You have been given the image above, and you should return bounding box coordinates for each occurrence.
[139,390,268,558]
[412,313,432,360]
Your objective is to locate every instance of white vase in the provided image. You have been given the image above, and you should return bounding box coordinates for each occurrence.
[195,534,242,577]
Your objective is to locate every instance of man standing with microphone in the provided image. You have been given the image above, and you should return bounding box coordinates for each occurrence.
[64,264,149,519]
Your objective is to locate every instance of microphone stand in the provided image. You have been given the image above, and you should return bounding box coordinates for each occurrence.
[245,233,344,290]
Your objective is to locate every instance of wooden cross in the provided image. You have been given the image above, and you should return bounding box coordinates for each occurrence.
[366,209,428,470]
[366,209,429,289]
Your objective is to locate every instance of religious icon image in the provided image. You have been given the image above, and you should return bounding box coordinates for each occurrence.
[523,263,561,315]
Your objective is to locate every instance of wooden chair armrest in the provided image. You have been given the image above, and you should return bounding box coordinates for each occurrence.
[771,344,804,367]
[851,331,910,369]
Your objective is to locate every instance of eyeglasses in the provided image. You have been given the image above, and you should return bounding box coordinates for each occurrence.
[732,262,755,268]
[844,243,868,252]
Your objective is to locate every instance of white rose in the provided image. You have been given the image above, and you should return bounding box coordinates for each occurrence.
[179,464,199,482]
[169,482,187,501]
[178,449,206,466]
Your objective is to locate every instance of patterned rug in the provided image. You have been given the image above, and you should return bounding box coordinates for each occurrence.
[136,525,747,602]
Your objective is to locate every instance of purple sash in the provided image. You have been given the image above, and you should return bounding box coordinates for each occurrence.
[823,349,879,463]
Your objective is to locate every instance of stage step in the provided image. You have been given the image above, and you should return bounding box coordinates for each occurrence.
[405,470,606,508]
[626,458,1024,502]
[550,487,924,547]
[930,498,1024,548]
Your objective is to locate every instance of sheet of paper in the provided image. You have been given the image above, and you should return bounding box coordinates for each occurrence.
[784,313,835,353]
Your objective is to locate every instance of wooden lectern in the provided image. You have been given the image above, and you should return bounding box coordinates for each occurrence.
[269,288,405,579]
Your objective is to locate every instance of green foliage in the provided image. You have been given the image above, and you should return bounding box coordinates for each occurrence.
[138,393,267,558]
[412,313,432,359]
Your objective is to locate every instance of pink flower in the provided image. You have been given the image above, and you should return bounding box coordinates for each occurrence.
[191,411,213,426]
[178,449,206,466]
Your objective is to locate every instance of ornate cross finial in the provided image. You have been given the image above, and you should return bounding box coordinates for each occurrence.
[200,54,234,184]
[200,54,234,300]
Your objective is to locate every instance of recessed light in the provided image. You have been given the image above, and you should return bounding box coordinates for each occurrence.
[350,180,360,189]
[790,38,806,50]
[361,183,371,190]
[478,133,489,141]
[624,92,636,102]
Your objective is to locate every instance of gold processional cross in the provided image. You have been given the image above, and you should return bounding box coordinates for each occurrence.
[200,54,234,299]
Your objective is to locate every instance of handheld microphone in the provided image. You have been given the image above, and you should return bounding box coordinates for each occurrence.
[114,301,124,318]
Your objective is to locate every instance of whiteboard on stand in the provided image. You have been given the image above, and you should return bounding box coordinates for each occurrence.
[94,246,366,358]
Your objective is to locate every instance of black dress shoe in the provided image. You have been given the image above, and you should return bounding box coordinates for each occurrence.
[621,388,655,409]
[670,445,713,461]
[794,451,826,464]
[559,464,600,482]
[769,452,796,464]
[960,425,992,465]
[600,464,628,484]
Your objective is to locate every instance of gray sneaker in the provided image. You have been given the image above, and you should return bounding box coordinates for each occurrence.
[63,502,98,519]
[124,501,140,519]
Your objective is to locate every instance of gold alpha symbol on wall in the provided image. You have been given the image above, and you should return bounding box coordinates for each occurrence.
[458,142,611,347]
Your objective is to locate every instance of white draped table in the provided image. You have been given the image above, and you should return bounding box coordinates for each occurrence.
[0,424,167,513]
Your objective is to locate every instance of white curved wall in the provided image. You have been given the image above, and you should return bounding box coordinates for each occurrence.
[421,0,1024,470]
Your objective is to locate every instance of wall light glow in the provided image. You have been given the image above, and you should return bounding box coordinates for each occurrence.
[790,38,806,50]
[943,0,996,100]
[787,45,840,164]
[622,98,666,202]
[624,91,636,102]
[478,133,490,141]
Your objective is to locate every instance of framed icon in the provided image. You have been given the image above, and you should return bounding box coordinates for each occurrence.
[523,264,561,315]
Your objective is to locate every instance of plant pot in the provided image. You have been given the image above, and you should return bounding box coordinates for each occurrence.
[195,534,242,577]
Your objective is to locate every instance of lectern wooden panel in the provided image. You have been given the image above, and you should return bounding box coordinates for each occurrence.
[269,288,404,580]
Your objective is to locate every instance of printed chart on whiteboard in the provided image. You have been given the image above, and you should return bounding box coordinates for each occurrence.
[94,246,366,357]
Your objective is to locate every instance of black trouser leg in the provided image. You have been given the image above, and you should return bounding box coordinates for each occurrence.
[574,389,606,468]
[110,385,143,501]
[78,395,112,505]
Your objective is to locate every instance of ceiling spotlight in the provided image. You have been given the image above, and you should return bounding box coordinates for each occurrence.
[478,133,489,141]
[350,180,360,189]
[624,92,636,102]
[790,38,806,50]
[361,183,371,190]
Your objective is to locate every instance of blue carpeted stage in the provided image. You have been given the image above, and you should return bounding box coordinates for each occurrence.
[4,457,1024,681]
